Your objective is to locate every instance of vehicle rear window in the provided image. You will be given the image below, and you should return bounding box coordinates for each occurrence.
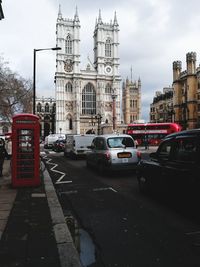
[107,137,134,148]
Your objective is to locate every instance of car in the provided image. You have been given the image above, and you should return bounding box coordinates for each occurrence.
[44,134,66,149]
[64,134,96,159]
[52,139,66,152]
[136,128,200,194]
[86,134,141,173]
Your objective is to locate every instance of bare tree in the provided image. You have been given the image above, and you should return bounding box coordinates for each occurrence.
[0,57,33,125]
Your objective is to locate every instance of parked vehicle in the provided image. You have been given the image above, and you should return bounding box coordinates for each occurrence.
[86,134,141,173]
[136,129,200,194]
[64,134,96,159]
[52,139,66,152]
[44,134,66,149]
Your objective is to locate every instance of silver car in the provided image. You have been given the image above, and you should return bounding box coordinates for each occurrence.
[86,134,141,173]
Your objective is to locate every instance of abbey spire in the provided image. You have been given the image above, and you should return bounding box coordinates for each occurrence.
[113,11,118,26]
[74,6,79,22]
[98,9,102,24]
[58,4,62,19]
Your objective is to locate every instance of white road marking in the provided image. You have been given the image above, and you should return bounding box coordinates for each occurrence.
[41,154,71,185]
[185,231,200,235]
[109,187,118,193]
[93,187,117,193]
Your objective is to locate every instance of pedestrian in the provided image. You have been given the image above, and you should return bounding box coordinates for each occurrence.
[135,139,138,148]
[0,138,8,177]
[144,139,149,150]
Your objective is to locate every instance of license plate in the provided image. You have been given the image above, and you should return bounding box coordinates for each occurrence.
[122,158,129,163]
[118,152,131,158]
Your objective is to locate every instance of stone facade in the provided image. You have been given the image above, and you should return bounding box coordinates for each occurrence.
[150,52,200,129]
[35,97,56,138]
[122,78,141,124]
[173,52,200,129]
[55,7,121,134]
[150,87,174,123]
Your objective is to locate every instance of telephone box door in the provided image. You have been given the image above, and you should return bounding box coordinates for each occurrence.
[12,114,40,187]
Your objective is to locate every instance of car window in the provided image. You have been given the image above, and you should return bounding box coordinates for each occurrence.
[157,140,173,160]
[95,138,105,150]
[172,137,197,162]
[107,137,134,148]
[122,137,135,147]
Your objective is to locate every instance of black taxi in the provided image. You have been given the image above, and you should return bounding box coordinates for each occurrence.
[136,129,200,194]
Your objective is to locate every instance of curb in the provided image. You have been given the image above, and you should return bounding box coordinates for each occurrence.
[42,162,82,267]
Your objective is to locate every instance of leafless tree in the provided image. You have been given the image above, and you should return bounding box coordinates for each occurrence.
[0,57,33,125]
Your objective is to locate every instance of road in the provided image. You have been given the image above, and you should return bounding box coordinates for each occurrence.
[42,149,200,267]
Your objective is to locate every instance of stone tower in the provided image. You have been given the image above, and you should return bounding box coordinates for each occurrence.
[122,76,141,124]
[55,7,121,134]
[173,52,198,129]
[172,60,182,123]
[186,52,198,129]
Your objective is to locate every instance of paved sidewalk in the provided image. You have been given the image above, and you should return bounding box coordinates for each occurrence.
[0,159,82,267]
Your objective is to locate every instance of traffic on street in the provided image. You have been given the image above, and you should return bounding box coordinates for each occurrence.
[41,144,200,267]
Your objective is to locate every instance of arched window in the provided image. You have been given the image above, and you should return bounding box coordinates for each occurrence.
[105,38,112,57]
[69,118,73,130]
[65,82,73,93]
[66,114,73,130]
[82,83,96,115]
[37,103,42,112]
[45,103,49,113]
[65,34,72,54]
[105,83,112,94]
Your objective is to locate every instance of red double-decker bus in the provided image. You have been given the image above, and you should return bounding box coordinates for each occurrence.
[126,122,182,146]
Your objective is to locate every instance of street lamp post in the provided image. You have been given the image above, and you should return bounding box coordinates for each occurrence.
[111,88,118,132]
[33,47,61,114]
[59,127,62,137]
[95,113,102,135]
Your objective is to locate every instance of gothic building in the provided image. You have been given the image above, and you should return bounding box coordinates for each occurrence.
[55,7,121,134]
[149,52,200,129]
[173,52,200,129]
[35,97,56,138]
[150,87,174,123]
[122,77,141,124]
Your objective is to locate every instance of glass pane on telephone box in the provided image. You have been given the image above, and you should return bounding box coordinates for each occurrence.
[16,129,34,179]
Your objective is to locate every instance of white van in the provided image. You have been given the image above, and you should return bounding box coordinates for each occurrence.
[64,134,96,158]
[44,134,66,149]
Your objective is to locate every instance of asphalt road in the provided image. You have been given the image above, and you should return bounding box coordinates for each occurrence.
[43,150,200,267]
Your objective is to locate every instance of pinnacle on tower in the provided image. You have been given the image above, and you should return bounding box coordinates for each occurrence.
[58,4,62,19]
[130,66,133,82]
[98,9,102,24]
[74,6,80,22]
[113,11,118,26]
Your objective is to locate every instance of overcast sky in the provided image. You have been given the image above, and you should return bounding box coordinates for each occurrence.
[1,0,200,121]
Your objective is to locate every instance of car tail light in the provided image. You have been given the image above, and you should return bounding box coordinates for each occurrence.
[137,151,141,159]
[105,151,111,160]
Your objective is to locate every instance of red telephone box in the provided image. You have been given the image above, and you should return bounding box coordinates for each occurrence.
[12,114,40,187]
